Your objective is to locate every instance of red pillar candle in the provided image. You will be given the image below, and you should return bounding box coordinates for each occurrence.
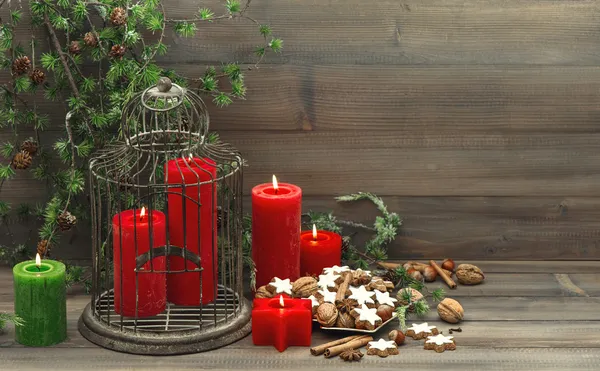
[252,295,312,352]
[112,207,166,317]
[165,157,217,305]
[252,176,302,288]
[300,224,342,276]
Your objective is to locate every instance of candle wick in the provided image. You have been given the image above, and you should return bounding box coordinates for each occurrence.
[37,266,40,272]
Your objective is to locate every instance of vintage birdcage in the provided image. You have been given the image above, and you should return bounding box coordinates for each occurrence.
[78,77,250,355]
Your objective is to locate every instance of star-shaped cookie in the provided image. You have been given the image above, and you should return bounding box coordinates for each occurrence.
[366,338,399,357]
[318,273,341,291]
[424,334,456,353]
[305,295,319,315]
[268,277,292,295]
[374,290,398,307]
[323,265,350,275]
[350,304,382,330]
[405,322,439,340]
[348,285,375,306]
[316,289,337,304]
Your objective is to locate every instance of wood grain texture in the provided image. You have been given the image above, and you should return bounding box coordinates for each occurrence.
[298,196,600,260]
[226,131,600,197]
[2,347,600,371]
[165,65,600,134]
[160,0,600,65]
[3,263,600,369]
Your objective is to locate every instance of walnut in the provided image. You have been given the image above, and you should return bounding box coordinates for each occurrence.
[292,276,319,298]
[437,298,464,324]
[316,303,338,327]
[455,264,485,285]
[255,285,272,298]
[376,304,395,322]
[336,312,355,328]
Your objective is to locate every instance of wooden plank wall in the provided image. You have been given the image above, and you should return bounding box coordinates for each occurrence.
[2,0,600,260]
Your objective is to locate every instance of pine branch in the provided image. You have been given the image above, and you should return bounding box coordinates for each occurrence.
[0,312,24,330]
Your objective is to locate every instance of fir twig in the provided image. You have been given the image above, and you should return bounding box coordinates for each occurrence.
[0,312,24,331]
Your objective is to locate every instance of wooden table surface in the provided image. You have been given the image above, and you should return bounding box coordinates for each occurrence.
[1,261,600,370]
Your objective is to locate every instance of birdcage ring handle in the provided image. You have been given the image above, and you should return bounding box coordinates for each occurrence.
[135,245,203,271]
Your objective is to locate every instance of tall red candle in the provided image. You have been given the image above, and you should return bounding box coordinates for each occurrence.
[112,208,166,317]
[300,225,342,276]
[165,157,217,305]
[252,176,302,288]
[252,295,312,352]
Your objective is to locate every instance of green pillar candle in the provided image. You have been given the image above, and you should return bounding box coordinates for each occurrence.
[13,256,67,346]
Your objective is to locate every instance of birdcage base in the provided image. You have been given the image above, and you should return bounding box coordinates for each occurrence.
[78,286,251,355]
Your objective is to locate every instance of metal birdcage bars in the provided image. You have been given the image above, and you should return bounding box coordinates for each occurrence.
[78,77,251,355]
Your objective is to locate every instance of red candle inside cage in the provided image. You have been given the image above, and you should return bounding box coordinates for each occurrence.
[252,176,302,288]
[165,156,218,306]
[252,295,312,352]
[112,207,166,317]
[300,225,342,276]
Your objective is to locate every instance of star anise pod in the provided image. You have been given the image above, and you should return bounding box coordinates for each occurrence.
[336,298,356,314]
[340,349,363,362]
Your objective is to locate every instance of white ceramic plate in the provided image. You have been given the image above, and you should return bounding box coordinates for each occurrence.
[314,312,398,333]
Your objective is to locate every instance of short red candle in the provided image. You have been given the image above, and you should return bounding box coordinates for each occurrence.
[300,225,342,276]
[252,177,302,288]
[112,208,166,317]
[165,157,217,305]
[252,296,312,352]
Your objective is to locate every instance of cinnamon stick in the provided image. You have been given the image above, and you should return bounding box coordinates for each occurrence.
[430,260,457,289]
[310,335,362,356]
[324,335,373,358]
[335,272,352,303]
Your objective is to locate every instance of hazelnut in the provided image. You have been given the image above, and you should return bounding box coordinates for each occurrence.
[376,304,395,322]
[336,312,355,328]
[409,269,423,282]
[316,303,338,327]
[441,259,455,272]
[437,298,464,323]
[388,329,405,345]
[455,264,485,285]
[255,285,272,298]
[291,276,319,298]
[403,263,413,271]
[423,266,437,282]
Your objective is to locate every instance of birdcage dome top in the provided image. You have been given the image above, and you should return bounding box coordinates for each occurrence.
[121,77,210,153]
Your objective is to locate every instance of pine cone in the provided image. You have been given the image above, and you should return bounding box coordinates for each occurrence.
[11,56,31,76]
[37,239,50,257]
[110,7,127,26]
[12,150,32,169]
[58,211,77,231]
[29,68,45,85]
[83,32,98,47]
[109,44,126,59]
[68,41,81,55]
[20,138,39,156]
[341,235,351,251]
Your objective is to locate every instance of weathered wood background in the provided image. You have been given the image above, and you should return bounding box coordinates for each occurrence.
[2,0,600,261]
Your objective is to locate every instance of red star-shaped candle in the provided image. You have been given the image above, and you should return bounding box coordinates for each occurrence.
[252,295,312,352]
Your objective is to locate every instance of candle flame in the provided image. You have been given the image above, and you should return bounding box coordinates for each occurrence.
[279,295,284,307]
[272,175,278,191]
[140,206,146,220]
[35,253,41,267]
[312,224,317,240]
